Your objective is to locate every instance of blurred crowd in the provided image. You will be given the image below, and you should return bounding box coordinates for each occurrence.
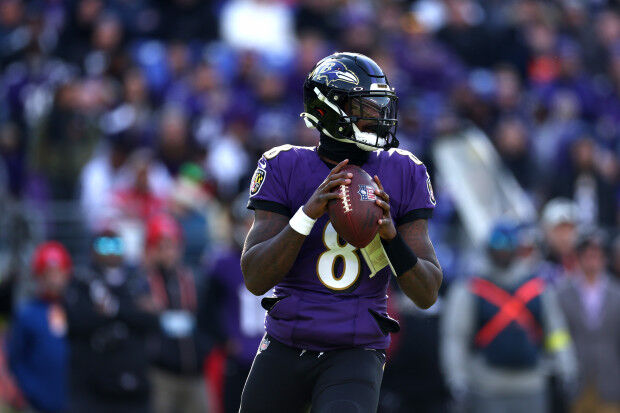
[0,0,619,412]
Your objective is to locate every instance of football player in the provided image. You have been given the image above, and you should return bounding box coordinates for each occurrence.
[240,52,442,413]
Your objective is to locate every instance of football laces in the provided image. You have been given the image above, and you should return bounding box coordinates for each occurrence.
[340,184,352,213]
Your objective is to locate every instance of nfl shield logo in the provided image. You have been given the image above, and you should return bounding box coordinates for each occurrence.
[357,185,376,201]
[258,336,270,354]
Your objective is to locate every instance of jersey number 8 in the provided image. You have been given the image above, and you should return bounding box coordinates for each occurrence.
[316,222,360,291]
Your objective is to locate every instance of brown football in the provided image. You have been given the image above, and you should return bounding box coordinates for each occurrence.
[327,165,383,249]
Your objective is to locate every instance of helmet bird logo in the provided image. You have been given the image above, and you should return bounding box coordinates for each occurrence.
[312,60,359,86]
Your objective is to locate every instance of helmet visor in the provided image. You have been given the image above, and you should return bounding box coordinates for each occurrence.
[346,94,398,140]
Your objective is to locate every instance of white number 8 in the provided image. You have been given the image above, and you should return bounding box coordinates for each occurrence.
[317,222,360,291]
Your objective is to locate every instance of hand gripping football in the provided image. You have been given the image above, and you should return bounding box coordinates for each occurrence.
[327,165,383,249]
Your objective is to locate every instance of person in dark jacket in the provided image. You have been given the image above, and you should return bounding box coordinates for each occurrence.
[205,199,266,413]
[143,214,211,413]
[8,241,72,413]
[65,230,159,413]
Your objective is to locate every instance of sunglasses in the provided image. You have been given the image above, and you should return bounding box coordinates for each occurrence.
[93,237,124,256]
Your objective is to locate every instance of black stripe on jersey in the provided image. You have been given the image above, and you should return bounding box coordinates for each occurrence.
[247,199,292,217]
[397,208,433,225]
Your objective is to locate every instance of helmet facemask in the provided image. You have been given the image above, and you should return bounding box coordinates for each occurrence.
[341,92,398,151]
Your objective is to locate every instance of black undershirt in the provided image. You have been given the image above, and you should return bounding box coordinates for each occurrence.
[316,134,369,166]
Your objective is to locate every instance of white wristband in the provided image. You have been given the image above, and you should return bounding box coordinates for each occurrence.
[289,206,317,236]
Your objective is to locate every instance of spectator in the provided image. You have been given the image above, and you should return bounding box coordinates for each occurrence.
[493,116,536,190]
[441,221,577,413]
[57,0,104,66]
[109,149,171,225]
[80,134,134,230]
[556,231,620,412]
[531,90,585,185]
[156,107,198,176]
[32,79,111,200]
[205,118,250,199]
[65,229,159,413]
[110,67,156,146]
[552,135,617,228]
[0,0,26,66]
[84,12,127,78]
[205,196,266,413]
[143,214,211,413]
[493,64,525,117]
[80,137,172,231]
[538,198,579,284]
[7,241,72,413]
[379,287,450,413]
[167,162,211,270]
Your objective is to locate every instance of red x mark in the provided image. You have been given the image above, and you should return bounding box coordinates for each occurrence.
[469,277,545,347]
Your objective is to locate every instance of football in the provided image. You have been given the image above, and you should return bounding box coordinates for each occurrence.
[328,165,383,249]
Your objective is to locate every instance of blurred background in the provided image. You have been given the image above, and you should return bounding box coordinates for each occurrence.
[0,0,618,412]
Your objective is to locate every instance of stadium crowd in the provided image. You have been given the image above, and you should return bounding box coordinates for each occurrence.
[0,0,618,412]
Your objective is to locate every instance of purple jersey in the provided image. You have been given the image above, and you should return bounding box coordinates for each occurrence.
[247,145,436,351]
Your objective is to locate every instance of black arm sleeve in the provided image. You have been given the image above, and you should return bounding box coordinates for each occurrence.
[247,199,292,217]
[397,208,433,226]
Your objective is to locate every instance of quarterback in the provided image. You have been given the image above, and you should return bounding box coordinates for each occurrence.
[240,52,442,412]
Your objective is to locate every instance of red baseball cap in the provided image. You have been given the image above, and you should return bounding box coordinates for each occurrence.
[145,214,182,248]
[32,241,72,276]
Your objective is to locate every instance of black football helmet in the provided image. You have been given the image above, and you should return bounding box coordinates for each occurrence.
[301,52,399,150]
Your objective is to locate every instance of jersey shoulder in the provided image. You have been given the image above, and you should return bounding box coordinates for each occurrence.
[261,144,316,165]
[255,144,316,180]
[373,148,426,169]
[255,143,315,180]
[373,148,437,215]
[249,145,316,210]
